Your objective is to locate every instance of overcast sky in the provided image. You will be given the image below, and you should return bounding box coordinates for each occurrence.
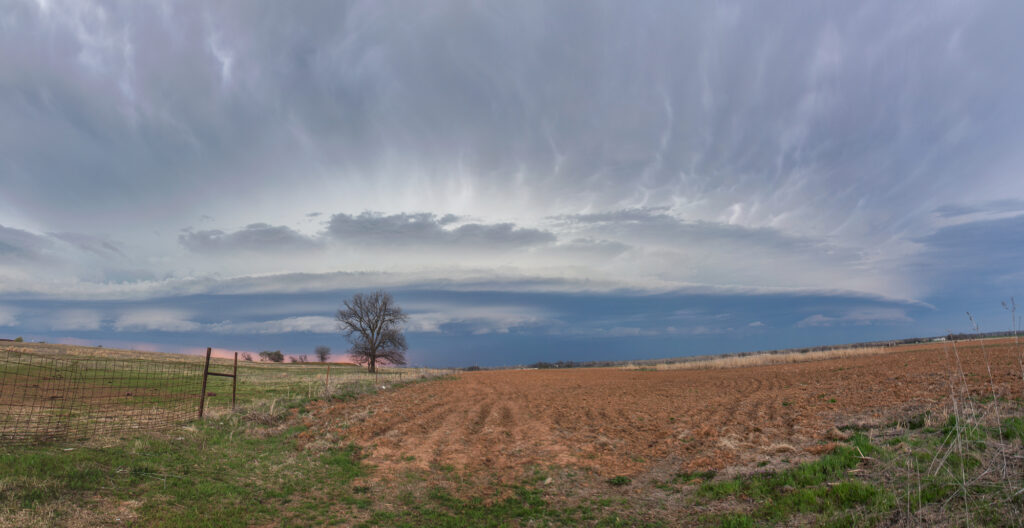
[2,0,1023,365]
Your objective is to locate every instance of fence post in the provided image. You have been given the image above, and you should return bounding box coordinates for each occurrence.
[198,347,211,419]
[326,364,331,398]
[231,352,238,411]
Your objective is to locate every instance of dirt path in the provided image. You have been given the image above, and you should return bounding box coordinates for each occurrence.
[301,339,1024,479]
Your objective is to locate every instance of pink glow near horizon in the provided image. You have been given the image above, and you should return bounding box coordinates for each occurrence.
[47,336,381,365]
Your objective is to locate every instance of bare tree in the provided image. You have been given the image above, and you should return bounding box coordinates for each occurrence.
[241,352,253,362]
[298,354,309,363]
[336,290,408,373]
[315,345,331,363]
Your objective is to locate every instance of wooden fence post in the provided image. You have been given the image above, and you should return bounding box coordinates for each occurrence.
[198,347,212,419]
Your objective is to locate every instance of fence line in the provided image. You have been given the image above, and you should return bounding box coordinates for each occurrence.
[0,349,203,444]
[1,346,460,444]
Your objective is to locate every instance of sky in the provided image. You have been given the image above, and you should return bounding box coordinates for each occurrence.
[2,0,1023,366]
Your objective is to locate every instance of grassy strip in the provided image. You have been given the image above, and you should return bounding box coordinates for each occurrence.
[359,485,663,528]
[696,434,895,526]
[0,411,369,527]
[695,406,1024,527]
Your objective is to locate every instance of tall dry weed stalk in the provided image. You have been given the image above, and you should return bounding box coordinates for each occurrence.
[969,312,1009,479]
[1004,298,1024,387]
[928,309,1024,526]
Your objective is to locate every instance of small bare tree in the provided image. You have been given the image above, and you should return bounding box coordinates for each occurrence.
[315,345,331,363]
[241,352,253,362]
[259,350,284,363]
[336,290,408,373]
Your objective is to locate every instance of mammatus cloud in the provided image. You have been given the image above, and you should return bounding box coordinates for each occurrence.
[5,0,1022,241]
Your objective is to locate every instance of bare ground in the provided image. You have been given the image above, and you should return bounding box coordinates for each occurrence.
[300,339,1024,484]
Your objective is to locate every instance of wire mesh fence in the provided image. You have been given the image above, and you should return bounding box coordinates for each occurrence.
[0,348,204,444]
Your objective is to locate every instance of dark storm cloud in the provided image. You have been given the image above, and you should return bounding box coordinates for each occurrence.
[326,212,555,249]
[914,214,1024,285]
[179,223,320,253]
[176,212,556,256]
[7,287,932,366]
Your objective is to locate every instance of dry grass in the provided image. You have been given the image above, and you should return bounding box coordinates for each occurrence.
[622,345,895,370]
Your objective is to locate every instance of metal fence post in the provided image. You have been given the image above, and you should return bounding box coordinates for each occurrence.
[198,347,211,419]
[231,352,238,411]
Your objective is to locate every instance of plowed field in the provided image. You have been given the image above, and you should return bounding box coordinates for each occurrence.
[301,339,1024,479]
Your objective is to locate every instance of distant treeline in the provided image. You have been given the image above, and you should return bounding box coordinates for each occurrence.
[460,331,1019,371]
[944,331,1019,342]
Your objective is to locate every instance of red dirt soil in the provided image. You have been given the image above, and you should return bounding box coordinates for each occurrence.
[300,340,1024,479]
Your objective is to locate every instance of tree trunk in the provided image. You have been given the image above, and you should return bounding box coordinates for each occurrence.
[368,357,376,373]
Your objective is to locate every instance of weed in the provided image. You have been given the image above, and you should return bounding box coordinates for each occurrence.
[1001,417,1024,442]
[606,476,631,487]
[697,435,894,524]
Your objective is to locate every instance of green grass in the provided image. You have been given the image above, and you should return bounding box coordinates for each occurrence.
[356,485,664,528]
[0,416,369,527]
[689,407,1024,526]
[696,434,895,525]
[1001,416,1024,442]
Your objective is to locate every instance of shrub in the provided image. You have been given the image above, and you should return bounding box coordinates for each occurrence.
[259,350,285,363]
